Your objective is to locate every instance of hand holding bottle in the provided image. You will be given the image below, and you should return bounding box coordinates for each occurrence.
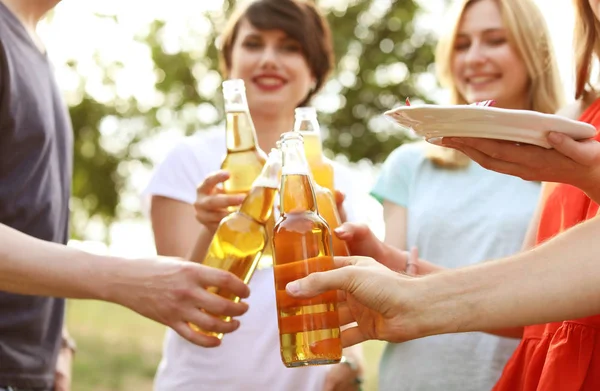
[194,170,246,233]
[285,255,421,348]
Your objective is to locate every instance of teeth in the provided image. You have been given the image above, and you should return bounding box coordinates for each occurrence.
[469,76,496,84]
[256,77,283,86]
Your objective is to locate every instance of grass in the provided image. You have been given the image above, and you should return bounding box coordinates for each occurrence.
[67,300,385,391]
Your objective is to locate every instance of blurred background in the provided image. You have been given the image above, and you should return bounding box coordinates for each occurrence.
[40,0,573,389]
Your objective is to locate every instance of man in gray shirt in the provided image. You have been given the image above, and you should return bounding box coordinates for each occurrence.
[0,1,251,389]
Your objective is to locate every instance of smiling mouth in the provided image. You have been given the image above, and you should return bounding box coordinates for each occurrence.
[253,76,286,89]
[467,75,500,86]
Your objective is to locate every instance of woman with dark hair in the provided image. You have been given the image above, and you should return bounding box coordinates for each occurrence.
[144,0,364,390]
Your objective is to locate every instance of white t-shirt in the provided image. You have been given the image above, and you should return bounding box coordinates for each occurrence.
[144,129,363,391]
[371,142,541,391]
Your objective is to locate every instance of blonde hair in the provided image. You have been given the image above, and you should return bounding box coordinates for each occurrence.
[573,0,600,99]
[428,0,565,168]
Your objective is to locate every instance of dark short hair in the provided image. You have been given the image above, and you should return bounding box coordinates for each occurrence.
[219,0,334,106]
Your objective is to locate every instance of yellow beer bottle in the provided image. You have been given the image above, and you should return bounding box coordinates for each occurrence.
[293,107,335,194]
[294,108,349,256]
[272,131,342,367]
[220,79,267,197]
[190,149,282,339]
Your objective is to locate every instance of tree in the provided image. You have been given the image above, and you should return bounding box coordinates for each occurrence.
[65,0,437,240]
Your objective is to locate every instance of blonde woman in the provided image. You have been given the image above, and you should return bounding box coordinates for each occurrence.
[370,0,564,390]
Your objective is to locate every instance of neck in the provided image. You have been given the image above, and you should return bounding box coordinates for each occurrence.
[252,110,294,152]
[0,0,58,29]
[496,94,531,111]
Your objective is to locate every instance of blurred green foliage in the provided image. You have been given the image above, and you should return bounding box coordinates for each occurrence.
[67,0,437,239]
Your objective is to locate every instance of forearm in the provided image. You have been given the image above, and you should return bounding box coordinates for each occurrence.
[413,215,600,336]
[0,224,119,300]
[188,225,215,263]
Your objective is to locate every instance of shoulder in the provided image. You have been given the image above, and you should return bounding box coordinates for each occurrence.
[555,90,600,120]
[386,141,427,163]
[380,141,428,174]
[165,128,225,165]
[555,100,587,120]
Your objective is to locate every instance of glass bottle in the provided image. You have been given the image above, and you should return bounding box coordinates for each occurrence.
[190,149,281,339]
[294,107,349,256]
[272,131,342,367]
[221,79,268,199]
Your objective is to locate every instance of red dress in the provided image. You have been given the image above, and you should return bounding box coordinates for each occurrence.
[493,99,600,391]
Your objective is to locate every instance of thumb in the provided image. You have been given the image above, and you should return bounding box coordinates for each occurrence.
[547,132,599,166]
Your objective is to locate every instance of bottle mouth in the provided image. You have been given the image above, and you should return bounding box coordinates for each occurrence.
[295,106,317,118]
[280,131,303,143]
[222,78,246,92]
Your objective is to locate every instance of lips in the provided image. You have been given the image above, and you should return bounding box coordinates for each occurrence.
[466,74,501,86]
[252,74,287,91]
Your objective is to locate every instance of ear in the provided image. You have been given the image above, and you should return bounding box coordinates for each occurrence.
[309,77,317,93]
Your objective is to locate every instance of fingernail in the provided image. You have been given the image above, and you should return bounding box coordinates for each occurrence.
[334,226,347,234]
[548,131,563,144]
[428,137,442,145]
[286,281,300,296]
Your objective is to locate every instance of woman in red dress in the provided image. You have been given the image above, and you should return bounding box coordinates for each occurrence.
[285,1,600,390]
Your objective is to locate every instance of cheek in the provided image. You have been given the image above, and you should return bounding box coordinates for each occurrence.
[498,51,528,86]
[286,58,313,91]
[229,49,256,79]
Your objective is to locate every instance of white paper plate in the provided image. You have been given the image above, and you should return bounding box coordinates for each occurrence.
[384,105,597,148]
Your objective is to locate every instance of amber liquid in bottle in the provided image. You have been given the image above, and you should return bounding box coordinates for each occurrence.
[294,107,335,194]
[220,79,268,213]
[301,132,335,194]
[221,110,267,195]
[313,185,349,257]
[190,151,281,339]
[272,133,342,367]
[294,108,348,256]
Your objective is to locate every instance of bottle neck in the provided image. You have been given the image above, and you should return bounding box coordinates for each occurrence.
[239,185,277,224]
[225,109,260,152]
[239,151,282,223]
[280,173,317,214]
[298,130,325,162]
[294,116,325,161]
[279,137,318,214]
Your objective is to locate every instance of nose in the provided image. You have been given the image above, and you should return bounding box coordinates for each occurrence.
[258,45,280,70]
[464,41,487,66]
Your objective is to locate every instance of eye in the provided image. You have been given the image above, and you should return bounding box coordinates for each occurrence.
[454,40,470,52]
[242,39,263,50]
[487,37,507,46]
[280,40,302,53]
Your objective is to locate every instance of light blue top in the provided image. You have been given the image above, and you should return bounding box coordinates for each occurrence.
[371,142,541,391]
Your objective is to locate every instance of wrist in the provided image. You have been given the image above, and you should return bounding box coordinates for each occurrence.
[408,273,475,338]
[91,254,131,304]
[61,334,77,355]
[339,355,364,386]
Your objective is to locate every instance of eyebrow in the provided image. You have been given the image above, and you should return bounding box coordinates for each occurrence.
[240,31,295,43]
[456,27,505,36]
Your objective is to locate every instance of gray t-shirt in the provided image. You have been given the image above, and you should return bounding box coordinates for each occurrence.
[0,3,73,388]
[371,142,540,391]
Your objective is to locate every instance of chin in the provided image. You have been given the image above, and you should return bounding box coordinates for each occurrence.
[249,99,292,116]
[466,93,498,104]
